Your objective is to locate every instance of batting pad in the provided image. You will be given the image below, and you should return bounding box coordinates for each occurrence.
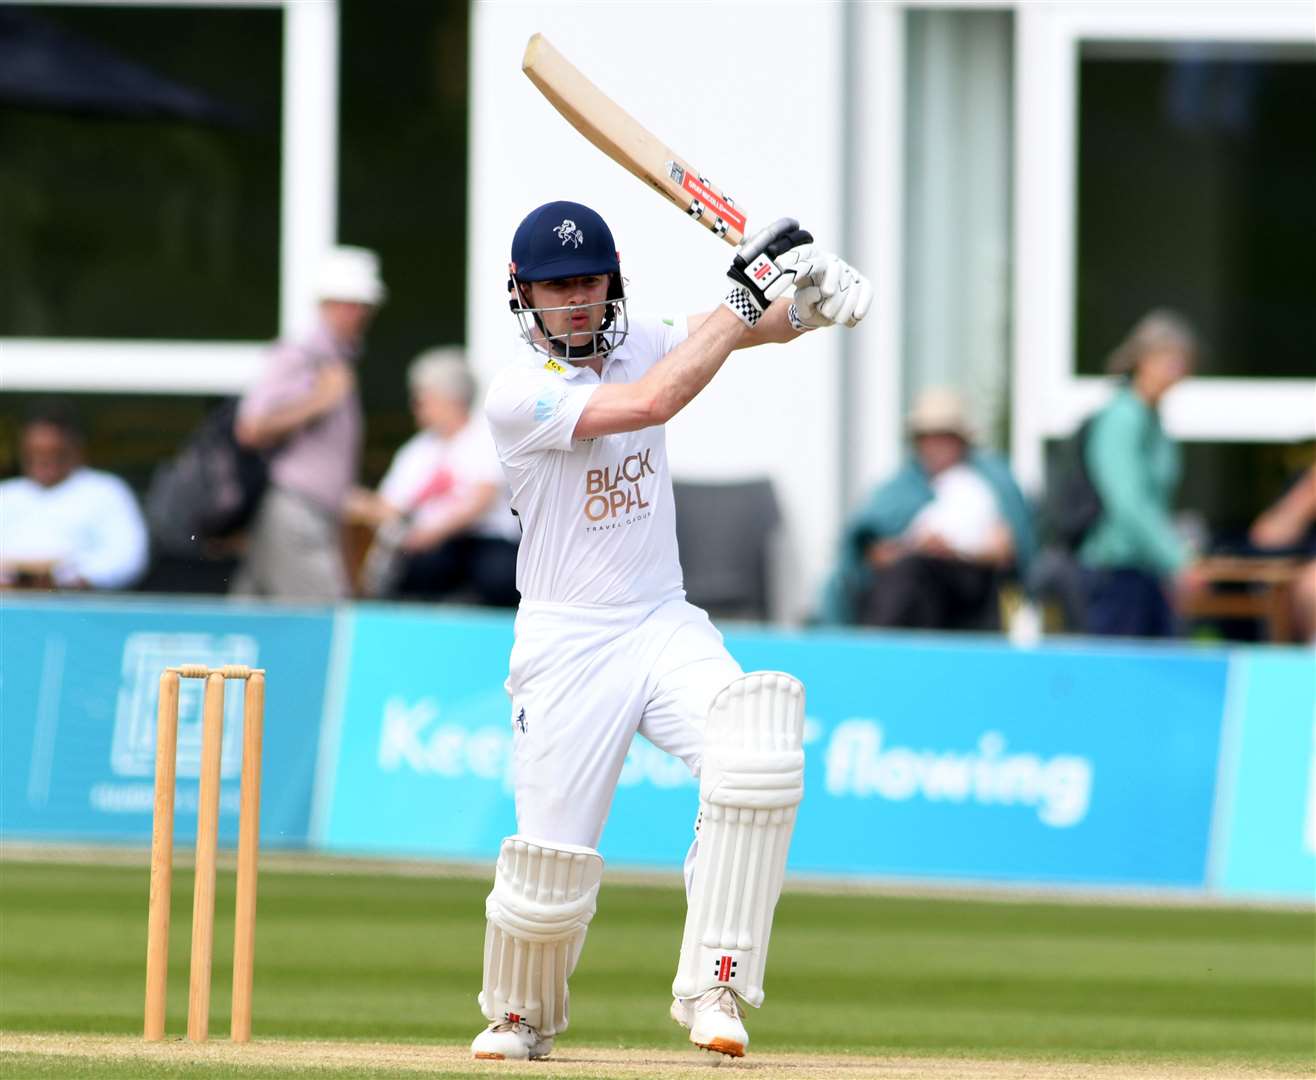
[481,835,604,1036]
[672,671,805,1008]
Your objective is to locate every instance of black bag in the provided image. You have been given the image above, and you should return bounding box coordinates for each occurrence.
[146,399,268,556]
[1044,416,1103,551]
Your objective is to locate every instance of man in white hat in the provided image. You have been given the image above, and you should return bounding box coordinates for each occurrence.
[231,245,386,599]
[819,386,1035,629]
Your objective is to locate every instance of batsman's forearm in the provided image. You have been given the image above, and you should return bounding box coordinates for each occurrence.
[740,298,800,346]
[645,306,747,422]
[688,298,801,349]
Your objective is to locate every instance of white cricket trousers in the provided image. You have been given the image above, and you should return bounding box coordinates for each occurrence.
[505,593,742,853]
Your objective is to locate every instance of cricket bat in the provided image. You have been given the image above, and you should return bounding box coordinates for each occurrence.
[521,33,748,247]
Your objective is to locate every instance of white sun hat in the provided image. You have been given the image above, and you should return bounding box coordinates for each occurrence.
[907,386,975,442]
[315,246,387,305]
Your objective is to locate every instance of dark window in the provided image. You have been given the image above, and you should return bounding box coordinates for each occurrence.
[1,1,472,491]
[338,0,469,481]
[0,5,282,340]
[1076,43,1316,378]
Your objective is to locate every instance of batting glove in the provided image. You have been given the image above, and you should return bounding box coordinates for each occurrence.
[723,217,815,327]
[792,253,873,329]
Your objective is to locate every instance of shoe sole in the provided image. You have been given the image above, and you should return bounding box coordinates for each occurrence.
[695,1037,745,1058]
[472,1053,552,1061]
[473,1052,555,1061]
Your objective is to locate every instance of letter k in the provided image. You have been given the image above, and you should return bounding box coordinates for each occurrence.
[378,698,438,771]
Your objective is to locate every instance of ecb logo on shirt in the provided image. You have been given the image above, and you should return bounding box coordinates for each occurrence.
[534,390,561,422]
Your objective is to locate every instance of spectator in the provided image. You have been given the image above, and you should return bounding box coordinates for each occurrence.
[1249,463,1316,641]
[230,246,384,600]
[819,387,1034,630]
[1078,309,1204,637]
[0,399,148,589]
[347,350,519,606]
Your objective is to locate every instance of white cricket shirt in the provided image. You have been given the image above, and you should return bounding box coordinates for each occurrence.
[485,314,688,606]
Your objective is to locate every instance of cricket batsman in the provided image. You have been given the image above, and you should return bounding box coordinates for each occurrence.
[470,200,871,1060]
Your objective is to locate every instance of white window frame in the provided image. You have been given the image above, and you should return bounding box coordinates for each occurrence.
[0,0,339,395]
[1012,0,1316,492]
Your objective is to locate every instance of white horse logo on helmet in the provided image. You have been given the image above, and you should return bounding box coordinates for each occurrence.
[553,219,584,248]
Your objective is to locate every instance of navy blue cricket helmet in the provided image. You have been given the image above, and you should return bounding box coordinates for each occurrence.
[510,200,619,281]
[508,200,629,360]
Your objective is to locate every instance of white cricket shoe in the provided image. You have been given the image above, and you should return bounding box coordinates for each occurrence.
[670,987,749,1058]
[470,1019,554,1060]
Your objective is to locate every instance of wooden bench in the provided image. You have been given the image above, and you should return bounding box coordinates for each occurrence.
[1184,556,1303,643]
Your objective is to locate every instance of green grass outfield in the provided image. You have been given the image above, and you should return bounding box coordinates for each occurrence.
[0,855,1311,1079]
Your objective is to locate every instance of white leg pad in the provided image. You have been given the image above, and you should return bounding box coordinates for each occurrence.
[481,835,604,1036]
[672,671,805,1008]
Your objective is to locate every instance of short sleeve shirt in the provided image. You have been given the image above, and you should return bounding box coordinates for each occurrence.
[485,315,688,605]
[236,322,362,513]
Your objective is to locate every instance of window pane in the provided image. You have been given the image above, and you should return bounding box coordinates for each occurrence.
[338,0,469,479]
[0,5,282,340]
[1076,43,1316,378]
[1178,441,1315,549]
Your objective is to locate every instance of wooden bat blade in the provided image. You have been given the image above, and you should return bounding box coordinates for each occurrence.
[521,33,747,247]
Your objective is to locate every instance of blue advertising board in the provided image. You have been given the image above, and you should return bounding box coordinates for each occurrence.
[319,607,1231,888]
[313,606,519,856]
[1214,650,1316,900]
[627,630,1229,886]
[1,597,333,848]
[8,596,1304,897]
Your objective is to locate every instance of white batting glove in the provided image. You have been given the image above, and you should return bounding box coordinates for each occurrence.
[791,254,873,329]
[723,218,815,327]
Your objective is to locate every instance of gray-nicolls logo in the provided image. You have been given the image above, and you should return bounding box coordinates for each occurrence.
[553,219,584,248]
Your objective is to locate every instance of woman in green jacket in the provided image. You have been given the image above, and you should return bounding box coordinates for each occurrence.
[1080,311,1204,637]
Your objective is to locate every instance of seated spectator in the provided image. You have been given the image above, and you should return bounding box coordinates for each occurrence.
[1249,463,1316,641]
[347,350,519,606]
[0,399,148,589]
[819,388,1034,630]
[1078,310,1204,638]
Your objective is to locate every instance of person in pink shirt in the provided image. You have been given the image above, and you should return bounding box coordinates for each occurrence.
[230,246,384,600]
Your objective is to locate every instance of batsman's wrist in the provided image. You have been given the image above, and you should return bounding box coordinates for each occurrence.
[723,286,762,327]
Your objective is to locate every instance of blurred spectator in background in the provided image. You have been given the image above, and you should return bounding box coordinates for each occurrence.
[346,349,519,606]
[230,246,384,600]
[819,387,1034,630]
[1078,310,1204,637]
[0,398,148,589]
[1249,463,1316,641]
